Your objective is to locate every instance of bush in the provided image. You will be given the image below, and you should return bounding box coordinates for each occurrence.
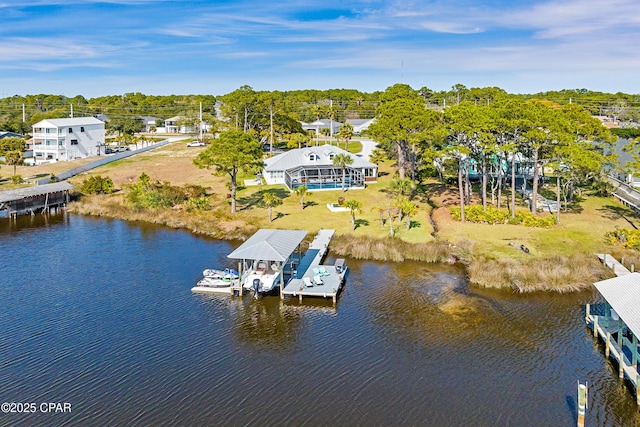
[606,227,640,250]
[10,175,23,184]
[80,175,114,194]
[186,195,212,211]
[126,173,208,210]
[451,205,556,228]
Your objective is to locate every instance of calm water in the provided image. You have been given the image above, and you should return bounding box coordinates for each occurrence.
[0,213,639,426]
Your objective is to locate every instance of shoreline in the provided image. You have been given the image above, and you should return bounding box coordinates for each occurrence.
[67,195,612,293]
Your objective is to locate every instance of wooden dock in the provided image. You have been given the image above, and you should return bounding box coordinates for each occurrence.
[585,308,640,405]
[588,254,640,405]
[598,253,631,276]
[282,229,348,304]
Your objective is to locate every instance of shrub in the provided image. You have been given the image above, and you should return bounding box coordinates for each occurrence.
[451,205,556,228]
[606,227,640,250]
[186,195,212,211]
[10,175,23,184]
[126,173,196,210]
[80,175,114,194]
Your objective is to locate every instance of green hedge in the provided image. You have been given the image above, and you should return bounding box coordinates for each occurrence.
[451,205,557,228]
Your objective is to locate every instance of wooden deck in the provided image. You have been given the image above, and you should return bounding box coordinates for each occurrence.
[282,229,348,304]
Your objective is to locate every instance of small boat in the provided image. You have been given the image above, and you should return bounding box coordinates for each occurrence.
[192,268,240,293]
[242,261,281,294]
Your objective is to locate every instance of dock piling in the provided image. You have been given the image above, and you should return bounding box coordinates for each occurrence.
[606,332,611,357]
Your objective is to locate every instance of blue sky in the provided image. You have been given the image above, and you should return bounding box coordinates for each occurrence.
[2,0,640,97]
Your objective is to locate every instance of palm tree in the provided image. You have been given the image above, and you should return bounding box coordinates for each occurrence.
[332,153,354,192]
[369,148,386,165]
[262,192,282,222]
[344,199,362,230]
[293,185,309,209]
[337,122,354,151]
[389,177,416,197]
[396,196,418,231]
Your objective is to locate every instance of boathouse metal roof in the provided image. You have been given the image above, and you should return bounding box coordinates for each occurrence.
[0,182,74,203]
[594,272,640,338]
[228,229,307,262]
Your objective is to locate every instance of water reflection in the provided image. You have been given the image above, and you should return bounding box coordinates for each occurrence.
[1,213,640,425]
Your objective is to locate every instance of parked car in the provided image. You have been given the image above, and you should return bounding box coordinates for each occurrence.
[187,141,206,147]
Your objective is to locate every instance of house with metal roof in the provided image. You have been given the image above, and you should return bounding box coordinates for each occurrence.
[263,144,377,191]
[301,119,342,136]
[346,118,375,135]
[31,117,105,164]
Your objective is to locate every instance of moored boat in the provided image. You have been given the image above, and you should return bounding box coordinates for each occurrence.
[192,268,240,293]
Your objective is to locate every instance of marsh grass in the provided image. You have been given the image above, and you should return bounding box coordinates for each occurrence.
[468,254,611,292]
[331,234,453,263]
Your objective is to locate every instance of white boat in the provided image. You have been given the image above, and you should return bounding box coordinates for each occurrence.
[242,261,281,294]
[192,268,240,293]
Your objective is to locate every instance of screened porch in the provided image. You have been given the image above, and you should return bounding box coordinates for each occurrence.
[285,165,365,191]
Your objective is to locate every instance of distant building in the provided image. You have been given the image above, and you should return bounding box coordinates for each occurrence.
[31,117,105,164]
[301,119,342,135]
[263,144,377,191]
[139,116,160,133]
[0,131,23,140]
[346,118,375,134]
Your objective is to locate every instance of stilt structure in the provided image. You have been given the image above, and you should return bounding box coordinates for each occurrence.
[586,266,640,406]
[0,182,73,218]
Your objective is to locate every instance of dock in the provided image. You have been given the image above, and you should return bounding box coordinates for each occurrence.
[0,182,73,218]
[282,229,348,304]
[586,256,640,405]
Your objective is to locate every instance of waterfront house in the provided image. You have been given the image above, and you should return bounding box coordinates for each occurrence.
[263,144,377,191]
[31,117,105,164]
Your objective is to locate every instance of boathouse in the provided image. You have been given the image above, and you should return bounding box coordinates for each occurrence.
[227,229,307,297]
[0,182,73,218]
[586,272,640,405]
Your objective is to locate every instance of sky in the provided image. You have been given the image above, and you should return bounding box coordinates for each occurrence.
[1,0,640,98]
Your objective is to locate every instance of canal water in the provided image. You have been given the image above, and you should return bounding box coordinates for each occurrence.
[0,213,639,426]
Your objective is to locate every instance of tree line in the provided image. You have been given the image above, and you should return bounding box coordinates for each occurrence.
[1,85,639,135]
[367,84,618,225]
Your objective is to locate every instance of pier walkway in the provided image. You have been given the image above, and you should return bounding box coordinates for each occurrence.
[282,229,347,304]
[597,253,631,276]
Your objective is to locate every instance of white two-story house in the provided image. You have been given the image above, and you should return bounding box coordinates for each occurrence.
[31,117,105,164]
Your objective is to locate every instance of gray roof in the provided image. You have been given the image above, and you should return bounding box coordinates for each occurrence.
[227,229,307,262]
[33,117,104,127]
[594,272,640,338]
[0,182,74,203]
[0,131,23,139]
[264,144,376,172]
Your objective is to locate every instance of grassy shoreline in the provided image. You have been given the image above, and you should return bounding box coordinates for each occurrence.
[13,140,636,292]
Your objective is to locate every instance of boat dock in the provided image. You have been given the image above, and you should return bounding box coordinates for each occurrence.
[586,255,640,405]
[282,229,348,304]
[0,182,73,218]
